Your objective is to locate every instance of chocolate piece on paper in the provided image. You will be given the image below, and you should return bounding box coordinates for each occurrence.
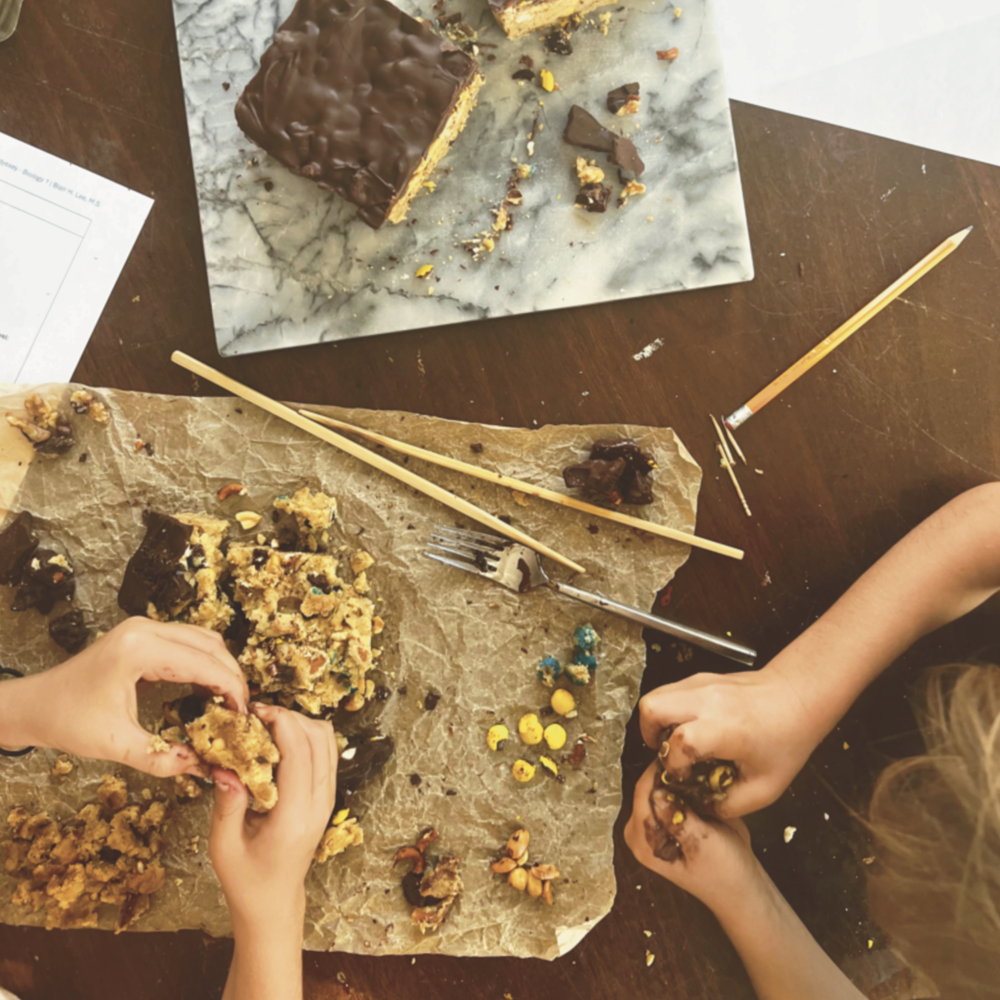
[574,182,613,214]
[118,511,196,617]
[0,512,39,586]
[49,610,90,653]
[234,0,483,229]
[609,135,645,177]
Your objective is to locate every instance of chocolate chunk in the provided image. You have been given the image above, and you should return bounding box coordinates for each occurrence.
[563,458,626,495]
[563,105,615,153]
[117,511,196,617]
[33,415,74,458]
[12,548,75,614]
[544,27,573,55]
[234,0,481,230]
[574,182,613,213]
[606,82,640,114]
[424,691,441,711]
[0,512,39,586]
[591,438,656,472]
[469,442,484,454]
[49,610,89,654]
[409,773,422,786]
[337,734,395,795]
[562,438,657,506]
[609,135,645,177]
[511,68,534,81]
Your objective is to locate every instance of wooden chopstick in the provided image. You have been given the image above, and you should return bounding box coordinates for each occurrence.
[724,226,973,430]
[299,409,745,561]
[170,352,587,576]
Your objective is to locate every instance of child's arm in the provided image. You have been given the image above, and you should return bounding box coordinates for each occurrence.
[0,616,248,774]
[640,482,1000,816]
[625,763,866,1000]
[210,706,337,1000]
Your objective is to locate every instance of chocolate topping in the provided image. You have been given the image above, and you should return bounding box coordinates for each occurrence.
[0,512,39,586]
[117,511,196,618]
[11,548,75,614]
[562,438,657,505]
[563,105,615,153]
[234,0,480,229]
[606,82,639,114]
[610,135,645,177]
[33,415,75,458]
[574,182,613,214]
[49,610,90,654]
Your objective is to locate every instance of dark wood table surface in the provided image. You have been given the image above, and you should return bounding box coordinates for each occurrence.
[2,3,999,998]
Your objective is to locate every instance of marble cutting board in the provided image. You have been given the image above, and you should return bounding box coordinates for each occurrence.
[171,0,754,356]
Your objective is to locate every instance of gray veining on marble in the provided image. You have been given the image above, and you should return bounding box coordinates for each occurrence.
[171,0,753,356]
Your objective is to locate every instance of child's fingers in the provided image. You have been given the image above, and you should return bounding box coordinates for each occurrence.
[712,772,782,820]
[114,725,201,777]
[208,766,250,860]
[624,763,688,884]
[638,687,698,750]
[260,705,314,816]
[298,717,336,814]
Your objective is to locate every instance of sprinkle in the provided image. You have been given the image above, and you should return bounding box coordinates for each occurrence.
[645,951,655,967]
[414,264,433,279]
[783,826,797,843]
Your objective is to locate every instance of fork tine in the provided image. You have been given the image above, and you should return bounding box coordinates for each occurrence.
[423,551,490,578]
[432,524,508,549]
[429,534,500,565]
[426,541,497,566]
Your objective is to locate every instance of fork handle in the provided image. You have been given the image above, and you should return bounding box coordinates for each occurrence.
[552,582,756,667]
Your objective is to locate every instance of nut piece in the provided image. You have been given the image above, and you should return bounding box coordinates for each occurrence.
[541,880,555,905]
[487,724,509,752]
[575,156,605,186]
[550,689,576,716]
[508,867,528,892]
[506,829,530,859]
[530,864,561,881]
[217,483,247,501]
[526,872,543,898]
[517,713,544,746]
[235,511,262,531]
[656,47,680,61]
[491,857,517,874]
[543,723,567,751]
[512,759,536,783]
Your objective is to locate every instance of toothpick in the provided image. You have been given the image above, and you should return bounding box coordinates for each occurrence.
[710,414,735,465]
[717,444,752,517]
[723,421,747,465]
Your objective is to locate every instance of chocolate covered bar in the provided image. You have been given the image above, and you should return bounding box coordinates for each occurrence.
[488,0,613,40]
[234,0,484,229]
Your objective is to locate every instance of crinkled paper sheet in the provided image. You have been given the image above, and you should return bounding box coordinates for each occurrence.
[0,383,701,959]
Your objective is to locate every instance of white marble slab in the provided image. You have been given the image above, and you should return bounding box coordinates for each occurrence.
[171,0,753,356]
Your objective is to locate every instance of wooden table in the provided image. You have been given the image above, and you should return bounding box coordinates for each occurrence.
[2,3,998,998]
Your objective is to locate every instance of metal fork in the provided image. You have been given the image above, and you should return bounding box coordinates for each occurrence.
[425,526,756,667]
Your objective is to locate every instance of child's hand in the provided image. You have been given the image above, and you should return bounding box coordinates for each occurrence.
[638,667,822,818]
[1,617,247,775]
[624,760,762,913]
[209,705,337,934]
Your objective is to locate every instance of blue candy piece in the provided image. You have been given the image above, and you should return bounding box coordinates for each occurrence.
[537,656,562,687]
[573,650,598,672]
[573,624,600,651]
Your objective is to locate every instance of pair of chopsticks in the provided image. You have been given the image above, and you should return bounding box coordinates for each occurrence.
[171,353,744,573]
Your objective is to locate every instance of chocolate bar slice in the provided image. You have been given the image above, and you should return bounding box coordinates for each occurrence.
[235,0,484,229]
[489,0,614,40]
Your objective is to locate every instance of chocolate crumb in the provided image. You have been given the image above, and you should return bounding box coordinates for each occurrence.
[78,453,88,463]
[512,68,534,82]
[470,443,484,454]
[409,773,423,786]
[424,691,440,712]
[222,81,230,91]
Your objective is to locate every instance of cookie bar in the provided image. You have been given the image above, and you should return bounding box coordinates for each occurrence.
[118,511,233,633]
[228,544,383,715]
[488,0,613,40]
[5,775,167,932]
[234,0,484,229]
[273,487,337,553]
[184,703,280,812]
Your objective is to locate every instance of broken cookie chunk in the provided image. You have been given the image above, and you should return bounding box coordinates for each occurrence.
[69,390,111,425]
[184,702,280,812]
[574,183,613,214]
[273,488,337,552]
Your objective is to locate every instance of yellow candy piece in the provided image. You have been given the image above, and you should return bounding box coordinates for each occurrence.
[512,759,536,783]
[539,755,559,778]
[540,69,555,93]
[414,264,434,279]
[550,689,576,716]
[487,724,510,752]
[543,723,567,751]
[518,713,544,746]
[331,808,350,826]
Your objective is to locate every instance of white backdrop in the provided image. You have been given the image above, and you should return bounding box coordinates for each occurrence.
[713,0,1000,167]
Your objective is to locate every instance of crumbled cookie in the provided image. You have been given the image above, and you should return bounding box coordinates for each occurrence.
[184,703,280,812]
[69,390,110,425]
[118,511,233,633]
[412,855,463,933]
[315,816,364,863]
[4,777,167,931]
[273,488,337,552]
[50,755,74,777]
[5,394,74,459]
[229,545,378,715]
[173,775,202,802]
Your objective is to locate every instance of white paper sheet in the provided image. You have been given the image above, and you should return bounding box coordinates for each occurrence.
[713,0,1000,168]
[0,132,152,383]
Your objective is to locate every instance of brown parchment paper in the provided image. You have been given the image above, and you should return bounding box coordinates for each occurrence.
[0,382,701,960]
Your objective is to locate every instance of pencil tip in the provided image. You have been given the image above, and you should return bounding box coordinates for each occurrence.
[954,225,974,243]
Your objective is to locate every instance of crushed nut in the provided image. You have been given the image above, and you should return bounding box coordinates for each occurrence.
[526,872,543,898]
[656,47,680,61]
[508,867,528,892]
[234,511,262,530]
[506,829,530,859]
[490,857,517,874]
[217,483,247,501]
[576,156,605,186]
[783,826,797,843]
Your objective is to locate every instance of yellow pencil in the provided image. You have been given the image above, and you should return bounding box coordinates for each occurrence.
[724,226,973,430]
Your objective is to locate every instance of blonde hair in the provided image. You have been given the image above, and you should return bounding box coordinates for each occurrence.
[868,664,1000,997]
